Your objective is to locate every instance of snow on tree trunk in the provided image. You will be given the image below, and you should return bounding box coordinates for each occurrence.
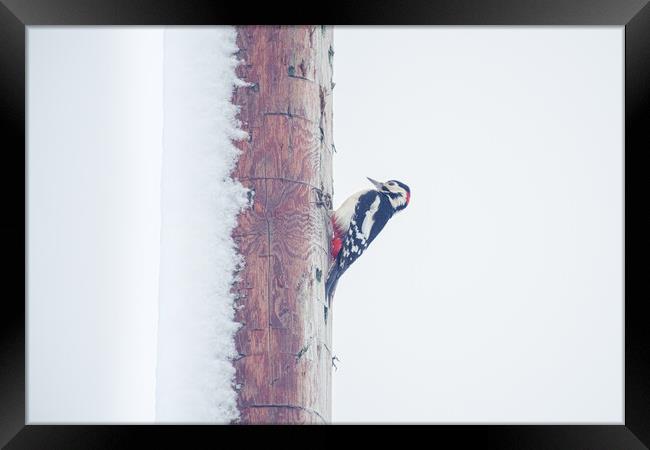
[155,27,249,423]
[231,26,335,424]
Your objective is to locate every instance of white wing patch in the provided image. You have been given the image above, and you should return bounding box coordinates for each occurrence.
[333,189,371,232]
[361,196,381,239]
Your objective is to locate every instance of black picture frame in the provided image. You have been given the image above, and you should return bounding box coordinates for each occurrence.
[2,0,648,447]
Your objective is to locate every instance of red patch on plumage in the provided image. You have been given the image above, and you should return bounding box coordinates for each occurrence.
[406,191,411,206]
[331,217,343,259]
[331,236,343,258]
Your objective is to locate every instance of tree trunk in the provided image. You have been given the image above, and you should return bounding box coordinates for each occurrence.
[231,26,335,424]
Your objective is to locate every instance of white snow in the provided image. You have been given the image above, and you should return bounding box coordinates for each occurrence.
[155,27,248,423]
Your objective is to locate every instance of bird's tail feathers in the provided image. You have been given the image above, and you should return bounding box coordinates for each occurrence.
[325,263,341,304]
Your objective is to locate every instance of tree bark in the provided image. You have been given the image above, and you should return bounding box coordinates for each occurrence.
[231,26,334,424]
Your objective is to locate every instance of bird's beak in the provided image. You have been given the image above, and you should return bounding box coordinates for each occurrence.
[367,177,384,190]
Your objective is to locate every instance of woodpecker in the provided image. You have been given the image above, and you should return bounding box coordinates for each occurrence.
[325,177,410,301]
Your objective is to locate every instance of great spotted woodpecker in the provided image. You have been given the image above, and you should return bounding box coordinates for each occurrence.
[325,177,410,301]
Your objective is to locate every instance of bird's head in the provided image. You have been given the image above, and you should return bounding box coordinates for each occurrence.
[367,177,411,212]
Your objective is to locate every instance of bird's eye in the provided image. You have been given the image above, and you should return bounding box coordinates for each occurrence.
[388,182,395,186]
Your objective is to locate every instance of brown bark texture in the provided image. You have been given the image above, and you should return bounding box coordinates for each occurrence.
[231,26,335,424]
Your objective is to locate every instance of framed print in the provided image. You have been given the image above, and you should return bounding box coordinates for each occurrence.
[1,0,649,447]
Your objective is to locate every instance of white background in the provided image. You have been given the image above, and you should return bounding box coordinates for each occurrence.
[28,28,163,422]
[27,27,623,423]
[331,27,623,423]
